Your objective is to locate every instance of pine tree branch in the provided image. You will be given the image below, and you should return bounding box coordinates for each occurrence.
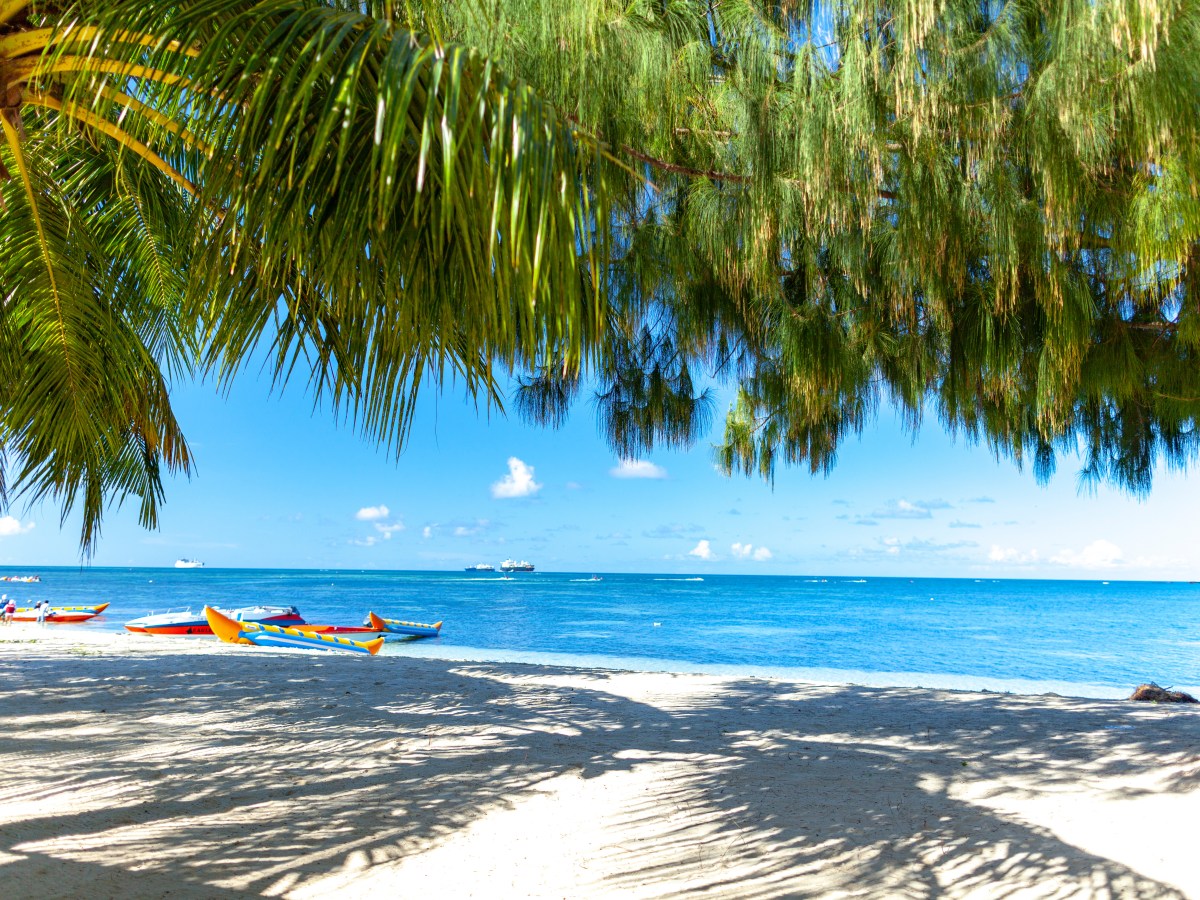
[619,143,751,185]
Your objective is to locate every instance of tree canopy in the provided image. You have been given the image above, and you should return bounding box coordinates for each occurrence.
[1,0,1198,552]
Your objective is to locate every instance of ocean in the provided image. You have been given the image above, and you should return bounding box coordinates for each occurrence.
[6,567,1198,699]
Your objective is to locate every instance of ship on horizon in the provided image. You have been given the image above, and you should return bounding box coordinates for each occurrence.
[464,563,495,572]
[499,559,535,573]
[174,559,205,569]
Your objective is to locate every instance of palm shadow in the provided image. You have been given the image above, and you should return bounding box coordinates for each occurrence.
[0,647,1196,898]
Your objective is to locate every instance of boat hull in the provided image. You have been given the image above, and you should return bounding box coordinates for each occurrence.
[11,602,108,623]
[125,605,303,636]
[12,611,101,623]
[367,612,442,638]
[204,607,383,655]
[16,602,108,614]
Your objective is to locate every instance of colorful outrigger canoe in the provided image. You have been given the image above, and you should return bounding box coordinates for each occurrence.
[367,612,442,638]
[11,602,109,623]
[205,607,383,655]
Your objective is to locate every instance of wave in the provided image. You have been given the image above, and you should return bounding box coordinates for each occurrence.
[653,577,704,582]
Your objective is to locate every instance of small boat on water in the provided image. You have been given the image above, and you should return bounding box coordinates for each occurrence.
[11,602,109,623]
[366,612,442,638]
[205,607,383,655]
[124,605,304,635]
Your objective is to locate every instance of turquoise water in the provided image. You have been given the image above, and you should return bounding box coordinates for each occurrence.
[6,567,1199,698]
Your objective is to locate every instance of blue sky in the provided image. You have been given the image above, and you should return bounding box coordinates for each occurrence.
[2,366,1198,580]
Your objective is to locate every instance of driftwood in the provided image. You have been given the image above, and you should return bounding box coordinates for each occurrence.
[1129,682,1198,703]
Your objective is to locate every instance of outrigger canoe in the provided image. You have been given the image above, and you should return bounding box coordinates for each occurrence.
[367,612,442,638]
[11,602,109,623]
[205,607,383,655]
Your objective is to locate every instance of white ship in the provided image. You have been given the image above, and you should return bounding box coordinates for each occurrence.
[464,563,495,572]
[499,559,535,572]
[174,559,205,569]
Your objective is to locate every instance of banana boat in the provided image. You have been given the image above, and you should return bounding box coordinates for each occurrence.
[11,602,109,623]
[205,606,383,655]
[367,612,442,637]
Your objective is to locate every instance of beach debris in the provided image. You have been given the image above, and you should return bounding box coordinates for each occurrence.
[1128,683,1198,703]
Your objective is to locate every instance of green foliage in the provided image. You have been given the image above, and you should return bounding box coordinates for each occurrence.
[455,0,1200,492]
[1,0,611,550]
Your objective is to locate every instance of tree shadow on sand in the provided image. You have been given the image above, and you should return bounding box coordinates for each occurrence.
[0,646,1197,898]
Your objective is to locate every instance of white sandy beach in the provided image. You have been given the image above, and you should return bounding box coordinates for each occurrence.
[0,627,1197,899]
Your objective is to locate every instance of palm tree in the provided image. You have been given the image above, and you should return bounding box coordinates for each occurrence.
[2,1,1199,552]
[0,0,612,551]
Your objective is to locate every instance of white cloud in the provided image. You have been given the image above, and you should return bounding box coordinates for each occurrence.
[0,516,33,537]
[688,540,714,561]
[644,523,704,539]
[491,457,542,499]
[871,499,947,520]
[731,541,773,560]
[883,536,901,555]
[610,459,667,479]
[566,481,583,490]
[422,525,436,539]
[349,536,379,547]
[355,505,390,521]
[373,522,405,539]
[451,519,491,538]
[989,545,1040,564]
[1051,539,1123,569]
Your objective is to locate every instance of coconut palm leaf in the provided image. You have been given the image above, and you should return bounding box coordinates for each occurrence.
[0,115,193,552]
[1,0,614,549]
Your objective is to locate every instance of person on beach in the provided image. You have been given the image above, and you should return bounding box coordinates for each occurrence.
[2,595,13,625]
[35,600,47,625]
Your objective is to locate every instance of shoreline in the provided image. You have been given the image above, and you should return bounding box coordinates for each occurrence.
[2,630,1198,898]
[11,624,1193,702]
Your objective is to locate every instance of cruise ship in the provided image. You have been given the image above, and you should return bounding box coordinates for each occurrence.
[174,559,205,569]
[464,563,495,572]
[499,559,535,572]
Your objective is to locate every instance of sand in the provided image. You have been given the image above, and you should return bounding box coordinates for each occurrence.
[0,628,1197,899]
